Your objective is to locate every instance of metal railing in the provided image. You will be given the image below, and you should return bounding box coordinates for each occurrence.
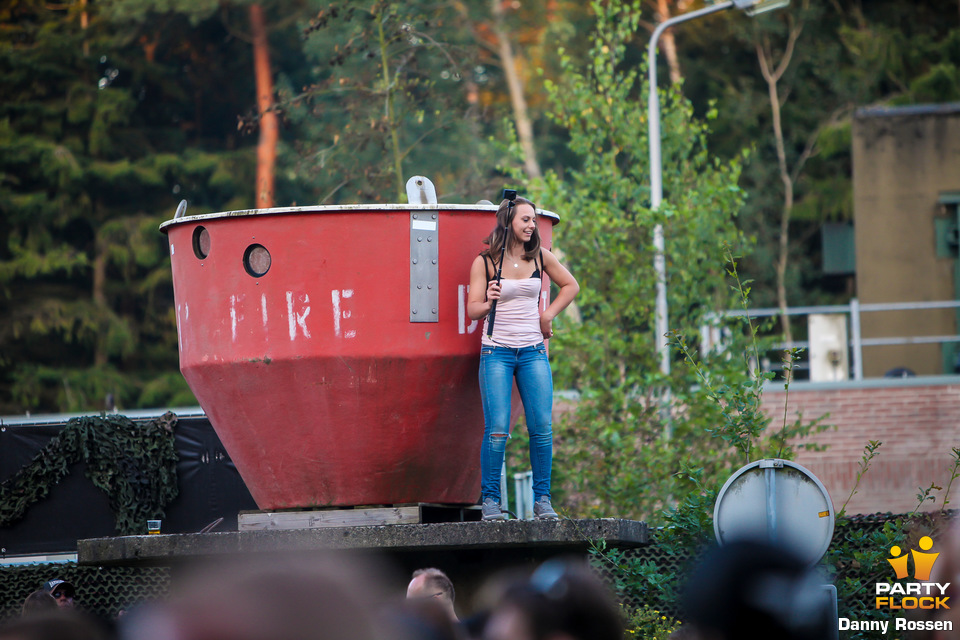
[714,299,960,380]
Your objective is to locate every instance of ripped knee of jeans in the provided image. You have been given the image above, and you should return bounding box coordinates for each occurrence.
[489,432,509,453]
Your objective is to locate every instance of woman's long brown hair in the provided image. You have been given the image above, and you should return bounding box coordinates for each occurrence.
[480,196,541,263]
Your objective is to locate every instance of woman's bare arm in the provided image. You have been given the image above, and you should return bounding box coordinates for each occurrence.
[539,249,579,338]
[467,255,500,321]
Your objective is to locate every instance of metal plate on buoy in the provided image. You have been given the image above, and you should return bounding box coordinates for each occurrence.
[714,459,835,565]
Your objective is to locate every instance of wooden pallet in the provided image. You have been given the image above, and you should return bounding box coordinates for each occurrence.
[238,503,481,531]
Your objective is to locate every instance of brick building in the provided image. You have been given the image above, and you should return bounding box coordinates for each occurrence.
[762,377,960,515]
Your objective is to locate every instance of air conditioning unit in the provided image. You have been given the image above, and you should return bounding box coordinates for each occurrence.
[808,314,850,382]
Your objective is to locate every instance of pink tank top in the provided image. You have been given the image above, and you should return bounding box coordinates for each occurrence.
[481,255,543,348]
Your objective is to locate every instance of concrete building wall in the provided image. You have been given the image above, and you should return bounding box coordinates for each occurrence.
[761,378,960,515]
[852,104,960,376]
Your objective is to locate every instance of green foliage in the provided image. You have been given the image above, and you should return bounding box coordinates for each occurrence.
[825,517,907,640]
[911,62,960,103]
[689,0,960,307]
[291,1,499,203]
[10,364,137,412]
[579,237,828,620]
[839,441,882,517]
[585,353,955,635]
[655,465,717,557]
[138,371,197,408]
[0,413,179,535]
[89,89,138,158]
[504,3,830,523]
[621,605,681,640]
[502,0,763,521]
[98,0,220,24]
[823,443,960,640]
[590,538,681,615]
[0,1,252,412]
[602,512,952,640]
[591,439,957,636]
[940,448,960,510]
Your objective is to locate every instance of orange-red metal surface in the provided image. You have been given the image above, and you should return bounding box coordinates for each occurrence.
[162,205,556,509]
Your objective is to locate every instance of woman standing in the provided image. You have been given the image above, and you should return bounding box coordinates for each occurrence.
[467,196,579,521]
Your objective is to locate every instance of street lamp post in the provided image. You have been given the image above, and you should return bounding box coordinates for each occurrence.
[647,0,790,376]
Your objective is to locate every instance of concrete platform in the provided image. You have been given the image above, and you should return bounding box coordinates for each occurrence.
[78,518,648,567]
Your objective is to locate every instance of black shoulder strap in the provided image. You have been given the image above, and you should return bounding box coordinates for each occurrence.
[483,254,493,281]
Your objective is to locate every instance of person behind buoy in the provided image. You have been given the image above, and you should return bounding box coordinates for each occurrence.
[467,195,579,522]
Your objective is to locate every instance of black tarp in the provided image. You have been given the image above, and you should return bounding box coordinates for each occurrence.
[0,409,257,558]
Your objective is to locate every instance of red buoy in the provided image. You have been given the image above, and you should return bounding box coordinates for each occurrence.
[161,204,557,510]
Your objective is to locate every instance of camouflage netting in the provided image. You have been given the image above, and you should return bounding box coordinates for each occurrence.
[830,510,956,616]
[0,512,947,625]
[590,538,695,616]
[591,511,955,619]
[0,562,170,623]
[0,413,180,536]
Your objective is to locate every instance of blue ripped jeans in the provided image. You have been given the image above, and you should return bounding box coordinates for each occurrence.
[479,342,554,504]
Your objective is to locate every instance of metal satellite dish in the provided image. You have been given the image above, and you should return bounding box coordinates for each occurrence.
[714,459,835,565]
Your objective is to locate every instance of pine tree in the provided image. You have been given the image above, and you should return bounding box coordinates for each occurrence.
[0,1,255,412]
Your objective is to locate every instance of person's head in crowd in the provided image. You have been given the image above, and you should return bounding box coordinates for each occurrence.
[117,555,386,640]
[382,597,461,640]
[42,579,76,609]
[461,610,489,640]
[0,609,110,640]
[465,567,531,640]
[681,540,833,640]
[482,559,623,640]
[21,590,58,616]
[407,567,459,623]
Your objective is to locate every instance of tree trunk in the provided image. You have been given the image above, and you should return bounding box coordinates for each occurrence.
[490,0,541,179]
[92,235,108,367]
[250,3,277,208]
[756,20,804,366]
[81,0,89,57]
[656,0,683,84]
[375,9,405,200]
[766,67,794,348]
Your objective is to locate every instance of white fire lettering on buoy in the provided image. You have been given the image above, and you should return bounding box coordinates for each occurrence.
[331,289,356,338]
[261,293,268,328]
[286,291,312,340]
[230,294,244,343]
[176,303,184,352]
[458,285,478,334]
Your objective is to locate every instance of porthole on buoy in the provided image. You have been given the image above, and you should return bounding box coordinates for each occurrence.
[192,226,211,259]
[243,244,271,277]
